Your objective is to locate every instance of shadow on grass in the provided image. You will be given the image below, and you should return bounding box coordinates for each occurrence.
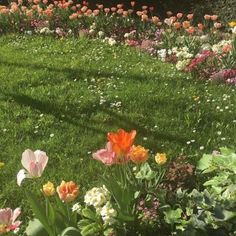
[0,60,158,82]
[2,92,188,147]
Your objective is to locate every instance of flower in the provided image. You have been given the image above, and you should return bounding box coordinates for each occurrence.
[72,203,82,213]
[84,186,110,208]
[42,181,55,197]
[93,142,116,165]
[100,202,117,225]
[57,181,79,202]
[129,145,149,164]
[228,21,236,28]
[107,129,136,157]
[0,208,21,234]
[17,149,48,186]
[155,153,167,165]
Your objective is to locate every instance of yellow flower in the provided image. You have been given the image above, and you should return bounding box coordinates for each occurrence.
[228,21,236,28]
[155,153,167,165]
[42,181,55,197]
[129,145,149,164]
[0,162,4,168]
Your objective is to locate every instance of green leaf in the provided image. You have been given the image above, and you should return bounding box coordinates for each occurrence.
[197,154,213,173]
[80,223,101,236]
[82,208,97,221]
[47,200,55,226]
[25,218,48,236]
[164,208,183,225]
[27,191,54,235]
[61,227,80,236]
[135,162,156,180]
[77,219,92,229]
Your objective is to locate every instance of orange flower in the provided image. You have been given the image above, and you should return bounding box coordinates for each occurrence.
[186,26,195,34]
[197,23,204,31]
[204,14,211,20]
[107,129,136,156]
[152,16,160,25]
[174,22,181,30]
[211,15,218,21]
[182,21,190,29]
[187,13,194,20]
[141,14,148,21]
[57,181,79,202]
[129,145,149,164]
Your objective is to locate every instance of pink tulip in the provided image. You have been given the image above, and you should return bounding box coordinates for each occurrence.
[0,208,21,233]
[17,149,48,186]
[92,142,116,165]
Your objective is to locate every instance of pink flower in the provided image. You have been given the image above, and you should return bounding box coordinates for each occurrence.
[17,149,48,186]
[0,208,21,234]
[92,142,116,165]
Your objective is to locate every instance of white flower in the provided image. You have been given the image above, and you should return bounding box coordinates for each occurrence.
[176,59,190,71]
[84,186,110,209]
[72,203,82,213]
[232,26,236,35]
[100,202,117,225]
[108,38,116,46]
[98,31,105,38]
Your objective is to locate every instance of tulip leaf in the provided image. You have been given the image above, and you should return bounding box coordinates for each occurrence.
[80,223,101,236]
[27,191,54,235]
[82,208,97,221]
[60,227,80,236]
[25,218,49,236]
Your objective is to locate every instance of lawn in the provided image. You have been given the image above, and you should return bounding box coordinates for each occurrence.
[0,34,235,225]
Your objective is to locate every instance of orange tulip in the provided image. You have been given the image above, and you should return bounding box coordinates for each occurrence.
[197,23,204,31]
[211,15,218,21]
[204,14,211,20]
[57,181,79,202]
[107,129,136,156]
[187,13,194,20]
[152,16,160,24]
[129,145,149,164]
[174,22,181,30]
[186,26,195,34]
[182,21,190,29]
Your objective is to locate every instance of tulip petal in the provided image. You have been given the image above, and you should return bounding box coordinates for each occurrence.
[0,208,12,225]
[17,169,27,186]
[34,150,48,170]
[21,149,36,172]
[12,208,21,223]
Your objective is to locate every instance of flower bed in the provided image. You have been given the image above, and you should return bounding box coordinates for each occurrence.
[1,129,236,235]
[0,1,235,84]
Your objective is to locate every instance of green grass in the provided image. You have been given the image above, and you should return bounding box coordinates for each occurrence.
[0,34,235,226]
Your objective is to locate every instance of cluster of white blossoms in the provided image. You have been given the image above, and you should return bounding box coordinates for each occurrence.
[212,40,232,53]
[84,186,117,225]
[84,185,111,208]
[157,49,168,61]
[72,203,82,214]
[100,202,117,225]
[38,27,54,35]
[173,46,193,60]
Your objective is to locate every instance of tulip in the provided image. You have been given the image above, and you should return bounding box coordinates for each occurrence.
[155,153,167,165]
[93,142,116,165]
[174,22,181,30]
[187,13,194,20]
[129,145,149,164]
[182,20,190,29]
[0,208,21,234]
[204,14,211,20]
[57,181,79,202]
[42,181,55,197]
[17,149,48,186]
[197,23,204,31]
[107,129,136,156]
[211,15,218,21]
[176,13,183,19]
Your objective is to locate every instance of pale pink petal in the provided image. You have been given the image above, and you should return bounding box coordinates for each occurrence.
[93,143,116,165]
[34,150,48,170]
[29,162,43,177]
[12,208,21,223]
[21,149,36,172]
[17,169,27,186]
[0,208,12,225]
